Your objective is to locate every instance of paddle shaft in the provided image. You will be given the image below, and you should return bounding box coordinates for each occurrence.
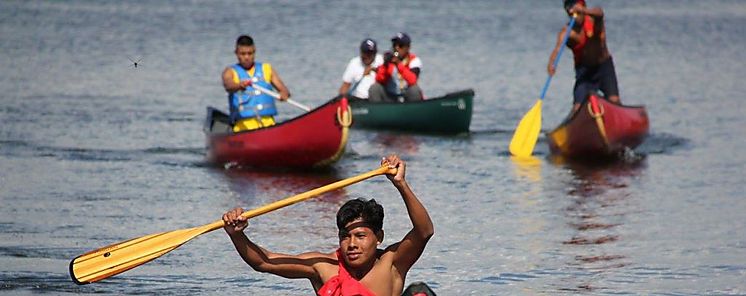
[540,15,577,101]
[205,165,394,230]
[347,66,375,97]
[249,82,312,112]
[70,166,395,284]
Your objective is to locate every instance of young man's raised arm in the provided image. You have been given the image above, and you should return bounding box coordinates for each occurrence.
[381,155,434,274]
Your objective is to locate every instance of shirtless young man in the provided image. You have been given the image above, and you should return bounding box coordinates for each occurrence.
[222,154,434,296]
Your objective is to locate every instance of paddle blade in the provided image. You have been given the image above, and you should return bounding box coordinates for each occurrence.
[70,225,212,285]
[509,100,543,157]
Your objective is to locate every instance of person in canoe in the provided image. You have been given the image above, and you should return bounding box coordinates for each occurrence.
[222,154,434,296]
[369,32,424,102]
[222,34,292,132]
[548,0,622,114]
[338,38,384,100]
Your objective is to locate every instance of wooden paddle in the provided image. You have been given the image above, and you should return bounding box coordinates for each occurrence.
[247,79,312,112]
[70,166,395,285]
[509,15,577,157]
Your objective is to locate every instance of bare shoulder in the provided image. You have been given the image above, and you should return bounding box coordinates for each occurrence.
[308,251,340,279]
[379,243,401,262]
[295,250,337,261]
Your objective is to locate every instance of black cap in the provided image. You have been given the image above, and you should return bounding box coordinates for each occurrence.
[391,32,411,46]
[360,38,377,53]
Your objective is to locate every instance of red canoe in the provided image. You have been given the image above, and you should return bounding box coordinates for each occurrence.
[203,97,351,168]
[547,94,649,159]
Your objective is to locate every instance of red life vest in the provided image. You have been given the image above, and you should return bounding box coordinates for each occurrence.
[376,53,419,87]
[570,15,595,65]
[317,249,377,296]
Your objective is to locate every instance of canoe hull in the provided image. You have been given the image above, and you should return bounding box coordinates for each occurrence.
[349,89,474,134]
[547,94,649,159]
[204,97,350,168]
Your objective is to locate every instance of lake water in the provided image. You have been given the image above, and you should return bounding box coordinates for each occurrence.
[1,0,745,295]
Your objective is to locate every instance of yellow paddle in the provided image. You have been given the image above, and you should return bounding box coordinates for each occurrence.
[70,165,395,285]
[509,15,577,157]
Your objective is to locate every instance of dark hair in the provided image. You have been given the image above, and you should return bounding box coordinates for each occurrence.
[336,198,384,233]
[236,35,254,47]
[564,0,585,10]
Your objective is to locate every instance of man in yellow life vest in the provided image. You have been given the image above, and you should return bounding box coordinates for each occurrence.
[222,35,291,132]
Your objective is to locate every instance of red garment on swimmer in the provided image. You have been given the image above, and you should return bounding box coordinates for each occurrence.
[570,15,594,65]
[317,249,377,296]
[375,53,419,86]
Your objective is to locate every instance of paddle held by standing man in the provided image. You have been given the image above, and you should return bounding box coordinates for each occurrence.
[549,0,622,114]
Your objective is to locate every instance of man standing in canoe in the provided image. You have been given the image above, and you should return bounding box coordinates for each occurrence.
[369,32,424,102]
[548,0,621,114]
[338,38,384,100]
[222,35,292,132]
[222,154,434,296]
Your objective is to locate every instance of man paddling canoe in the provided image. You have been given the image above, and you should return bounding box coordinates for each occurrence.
[548,0,622,114]
[222,35,292,132]
[339,38,384,100]
[222,154,434,296]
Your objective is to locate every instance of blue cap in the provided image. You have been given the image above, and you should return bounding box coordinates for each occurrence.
[360,38,377,52]
[391,32,411,46]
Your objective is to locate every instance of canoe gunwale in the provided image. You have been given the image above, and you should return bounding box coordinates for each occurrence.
[347,89,475,106]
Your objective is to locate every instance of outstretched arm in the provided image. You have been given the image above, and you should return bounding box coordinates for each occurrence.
[223,208,330,280]
[547,27,567,76]
[381,155,434,275]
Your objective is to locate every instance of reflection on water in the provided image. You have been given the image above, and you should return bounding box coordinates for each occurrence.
[551,157,647,292]
[510,155,542,183]
[218,167,349,206]
[371,133,421,154]
[215,167,350,240]
[2,0,745,293]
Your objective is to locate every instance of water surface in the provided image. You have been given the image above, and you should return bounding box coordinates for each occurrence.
[1,0,745,295]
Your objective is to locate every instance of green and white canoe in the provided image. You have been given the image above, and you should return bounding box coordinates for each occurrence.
[349,89,474,134]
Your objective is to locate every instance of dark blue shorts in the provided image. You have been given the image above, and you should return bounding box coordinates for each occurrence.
[573,57,619,104]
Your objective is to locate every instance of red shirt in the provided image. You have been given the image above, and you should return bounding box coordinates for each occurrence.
[570,15,595,65]
[375,53,419,86]
[317,249,377,296]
